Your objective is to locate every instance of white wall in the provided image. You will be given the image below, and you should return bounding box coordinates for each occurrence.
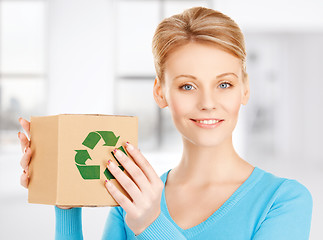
[47,0,116,115]
[214,0,323,31]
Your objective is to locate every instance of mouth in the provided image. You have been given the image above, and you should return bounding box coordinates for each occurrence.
[190,118,224,128]
[190,118,224,124]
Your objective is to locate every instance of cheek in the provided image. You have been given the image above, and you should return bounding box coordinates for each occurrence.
[168,91,194,118]
[223,92,242,116]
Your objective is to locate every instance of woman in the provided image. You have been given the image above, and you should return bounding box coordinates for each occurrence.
[18,6,312,239]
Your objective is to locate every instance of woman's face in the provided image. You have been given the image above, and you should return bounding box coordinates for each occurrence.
[153,42,250,147]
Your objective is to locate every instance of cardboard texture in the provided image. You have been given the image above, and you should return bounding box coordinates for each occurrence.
[28,114,138,207]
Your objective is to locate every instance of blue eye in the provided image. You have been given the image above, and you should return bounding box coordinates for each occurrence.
[219,82,232,89]
[181,84,194,91]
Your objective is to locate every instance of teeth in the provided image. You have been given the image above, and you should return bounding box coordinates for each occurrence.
[196,119,220,124]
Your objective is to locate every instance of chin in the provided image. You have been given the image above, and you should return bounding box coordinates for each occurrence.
[182,132,229,148]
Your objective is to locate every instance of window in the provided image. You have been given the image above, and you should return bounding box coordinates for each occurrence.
[0,0,47,144]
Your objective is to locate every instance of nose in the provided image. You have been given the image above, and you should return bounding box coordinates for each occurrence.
[198,89,217,111]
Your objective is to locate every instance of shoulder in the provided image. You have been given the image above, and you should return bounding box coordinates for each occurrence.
[251,168,313,239]
[273,178,313,210]
[256,167,313,213]
[260,168,312,200]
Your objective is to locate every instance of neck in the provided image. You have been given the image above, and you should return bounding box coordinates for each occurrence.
[170,135,251,186]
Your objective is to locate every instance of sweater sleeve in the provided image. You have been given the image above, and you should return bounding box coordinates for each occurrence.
[102,206,186,240]
[252,179,313,240]
[55,206,83,240]
[102,206,127,239]
[134,211,186,240]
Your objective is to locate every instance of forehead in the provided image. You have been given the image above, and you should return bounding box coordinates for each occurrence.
[164,42,242,80]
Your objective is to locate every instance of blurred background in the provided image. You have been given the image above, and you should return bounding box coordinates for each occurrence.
[0,0,322,239]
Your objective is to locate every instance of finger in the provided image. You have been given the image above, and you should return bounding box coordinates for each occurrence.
[18,118,31,139]
[56,205,73,210]
[113,148,150,193]
[105,179,137,216]
[20,147,32,170]
[106,160,142,204]
[18,132,30,154]
[20,170,29,188]
[125,142,160,186]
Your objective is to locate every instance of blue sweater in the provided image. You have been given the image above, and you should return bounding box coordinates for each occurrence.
[55,166,313,239]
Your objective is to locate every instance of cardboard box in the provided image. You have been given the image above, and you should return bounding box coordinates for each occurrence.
[28,114,138,207]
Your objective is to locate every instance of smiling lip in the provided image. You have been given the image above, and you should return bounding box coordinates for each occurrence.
[190,118,224,129]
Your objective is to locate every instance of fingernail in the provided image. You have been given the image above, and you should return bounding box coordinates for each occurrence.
[113,148,121,157]
[24,147,28,153]
[105,179,112,187]
[18,132,20,138]
[18,117,22,123]
[125,142,134,151]
[107,160,112,166]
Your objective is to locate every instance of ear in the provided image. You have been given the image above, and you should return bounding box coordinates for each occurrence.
[241,73,250,106]
[153,77,168,108]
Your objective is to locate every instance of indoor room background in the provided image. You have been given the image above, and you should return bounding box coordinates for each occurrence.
[0,0,322,239]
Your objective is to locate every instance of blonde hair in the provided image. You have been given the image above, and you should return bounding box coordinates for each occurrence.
[152,6,247,84]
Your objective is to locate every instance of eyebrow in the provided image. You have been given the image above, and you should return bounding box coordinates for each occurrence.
[173,72,238,81]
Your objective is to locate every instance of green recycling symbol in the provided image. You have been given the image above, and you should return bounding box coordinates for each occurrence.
[74,131,128,180]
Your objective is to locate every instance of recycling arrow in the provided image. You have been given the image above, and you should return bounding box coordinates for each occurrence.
[75,150,91,165]
[82,131,120,150]
[75,150,100,179]
[75,131,127,180]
